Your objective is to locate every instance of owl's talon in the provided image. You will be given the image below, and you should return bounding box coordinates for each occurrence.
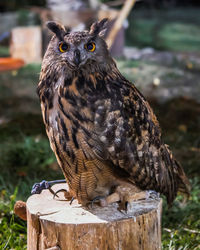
[53,189,67,199]
[53,188,73,201]
[70,197,75,205]
[31,180,50,195]
[31,179,66,195]
[49,187,59,198]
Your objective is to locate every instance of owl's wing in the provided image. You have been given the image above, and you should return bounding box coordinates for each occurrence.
[85,79,190,204]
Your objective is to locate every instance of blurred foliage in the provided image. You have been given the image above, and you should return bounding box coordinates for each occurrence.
[0,46,9,57]
[0,133,61,199]
[17,9,41,26]
[100,0,200,7]
[1,0,200,12]
[0,0,46,12]
[127,8,200,52]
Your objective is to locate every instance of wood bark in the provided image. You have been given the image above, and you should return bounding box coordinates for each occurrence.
[27,183,162,250]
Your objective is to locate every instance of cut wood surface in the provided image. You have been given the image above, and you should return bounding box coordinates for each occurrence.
[27,183,162,250]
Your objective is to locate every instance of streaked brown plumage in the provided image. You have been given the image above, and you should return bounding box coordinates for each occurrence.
[37,19,190,207]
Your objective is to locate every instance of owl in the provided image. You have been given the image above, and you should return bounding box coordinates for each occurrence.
[36,19,190,209]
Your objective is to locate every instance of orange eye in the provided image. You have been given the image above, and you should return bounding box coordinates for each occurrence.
[59,42,69,53]
[85,42,96,52]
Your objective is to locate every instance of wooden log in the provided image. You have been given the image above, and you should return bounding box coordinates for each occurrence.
[27,183,162,250]
[98,9,124,57]
[106,0,137,49]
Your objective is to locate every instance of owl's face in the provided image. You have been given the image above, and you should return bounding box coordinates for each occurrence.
[44,19,113,75]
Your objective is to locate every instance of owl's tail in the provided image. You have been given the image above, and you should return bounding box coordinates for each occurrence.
[175,159,191,198]
[162,144,191,205]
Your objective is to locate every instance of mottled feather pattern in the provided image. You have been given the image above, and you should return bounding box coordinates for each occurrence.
[37,19,190,206]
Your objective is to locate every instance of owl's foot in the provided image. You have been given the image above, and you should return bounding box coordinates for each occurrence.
[121,189,160,213]
[31,179,66,197]
[99,186,160,212]
[120,189,160,211]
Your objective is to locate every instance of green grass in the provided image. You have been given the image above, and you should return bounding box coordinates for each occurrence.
[0,127,62,249]
[0,188,27,249]
[162,178,200,249]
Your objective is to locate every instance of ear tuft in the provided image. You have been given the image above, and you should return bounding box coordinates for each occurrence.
[89,18,108,37]
[46,21,67,40]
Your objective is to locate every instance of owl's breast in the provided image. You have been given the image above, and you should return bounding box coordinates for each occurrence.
[39,73,124,161]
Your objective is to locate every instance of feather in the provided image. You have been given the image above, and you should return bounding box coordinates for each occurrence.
[89,18,108,37]
[46,21,68,40]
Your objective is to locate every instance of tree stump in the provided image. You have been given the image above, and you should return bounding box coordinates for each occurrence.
[27,184,162,250]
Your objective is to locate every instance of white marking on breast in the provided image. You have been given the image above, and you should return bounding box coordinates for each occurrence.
[100,136,107,142]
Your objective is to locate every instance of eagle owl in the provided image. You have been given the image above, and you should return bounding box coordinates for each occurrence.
[37,19,190,208]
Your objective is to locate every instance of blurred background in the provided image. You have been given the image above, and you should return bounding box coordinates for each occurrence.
[0,0,200,249]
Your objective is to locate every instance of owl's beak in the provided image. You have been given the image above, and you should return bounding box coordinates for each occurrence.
[73,49,81,66]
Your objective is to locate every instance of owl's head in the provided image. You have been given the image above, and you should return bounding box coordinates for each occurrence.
[44,19,114,75]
